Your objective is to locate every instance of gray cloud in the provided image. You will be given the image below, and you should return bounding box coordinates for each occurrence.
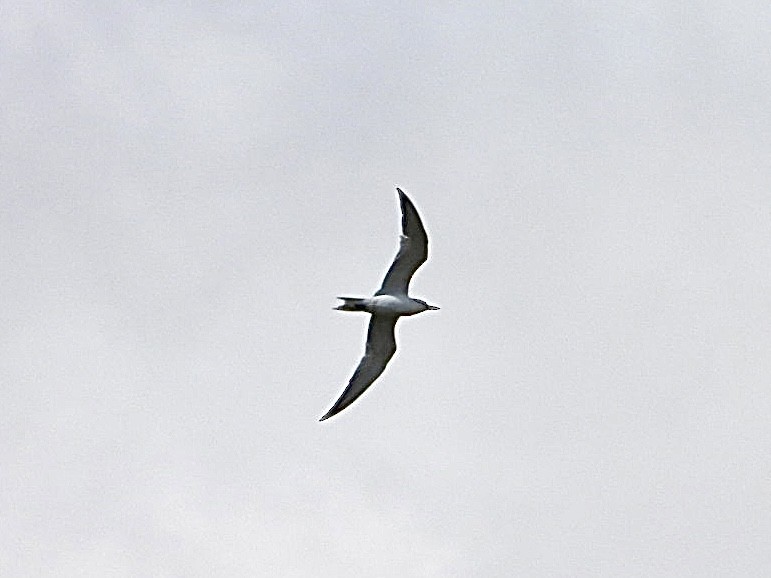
[2,2,770,576]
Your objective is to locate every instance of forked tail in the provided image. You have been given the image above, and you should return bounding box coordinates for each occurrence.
[335,297,368,312]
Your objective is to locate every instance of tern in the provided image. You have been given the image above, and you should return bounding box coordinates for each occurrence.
[320,188,439,421]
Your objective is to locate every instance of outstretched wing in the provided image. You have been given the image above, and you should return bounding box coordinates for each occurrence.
[320,315,398,421]
[376,188,429,296]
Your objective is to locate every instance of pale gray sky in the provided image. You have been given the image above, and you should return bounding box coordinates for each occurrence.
[2,2,770,576]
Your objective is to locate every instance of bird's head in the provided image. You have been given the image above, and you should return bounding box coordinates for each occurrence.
[414,299,440,312]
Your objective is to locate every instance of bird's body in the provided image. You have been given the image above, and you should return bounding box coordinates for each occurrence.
[336,294,430,316]
[320,188,438,421]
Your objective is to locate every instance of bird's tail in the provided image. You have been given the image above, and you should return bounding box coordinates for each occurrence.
[335,297,368,312]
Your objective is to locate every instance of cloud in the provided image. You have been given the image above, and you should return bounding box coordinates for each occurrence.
[2,2,770,576]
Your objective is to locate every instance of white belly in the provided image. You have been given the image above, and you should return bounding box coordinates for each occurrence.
[365,294,422,315]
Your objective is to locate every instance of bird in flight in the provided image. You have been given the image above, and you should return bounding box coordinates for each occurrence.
[320,188,439,421]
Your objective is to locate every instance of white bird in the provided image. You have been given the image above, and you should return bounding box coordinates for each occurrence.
[320,188,439,421]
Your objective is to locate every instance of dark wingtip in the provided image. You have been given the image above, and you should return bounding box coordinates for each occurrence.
[396,187,413,211]
[319,404,340,421]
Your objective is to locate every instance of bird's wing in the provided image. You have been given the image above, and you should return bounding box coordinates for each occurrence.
[376,188,429,296]
[320,315,398,421]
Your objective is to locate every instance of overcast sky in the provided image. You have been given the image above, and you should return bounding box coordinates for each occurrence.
[2,2,771,576]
